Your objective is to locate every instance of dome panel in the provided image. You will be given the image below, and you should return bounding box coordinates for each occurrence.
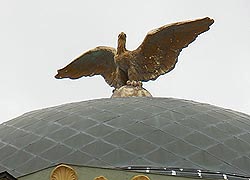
[1,97,250,177]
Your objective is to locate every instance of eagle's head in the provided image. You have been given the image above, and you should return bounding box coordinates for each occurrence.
[118,32,126,40]
[117,32,127,54]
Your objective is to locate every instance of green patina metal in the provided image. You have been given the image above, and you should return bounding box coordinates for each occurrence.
[1,97,250,179]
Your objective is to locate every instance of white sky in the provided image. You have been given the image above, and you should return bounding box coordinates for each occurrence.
[0,0,250,123]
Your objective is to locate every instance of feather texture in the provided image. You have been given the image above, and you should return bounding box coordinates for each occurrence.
[55,17,214,89]
[128,17,214,81]
[55,46,126,88]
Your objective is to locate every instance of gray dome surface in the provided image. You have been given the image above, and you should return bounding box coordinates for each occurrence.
[1,97,250,177]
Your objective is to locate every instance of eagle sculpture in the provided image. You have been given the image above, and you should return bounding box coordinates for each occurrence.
[55,17,214,90]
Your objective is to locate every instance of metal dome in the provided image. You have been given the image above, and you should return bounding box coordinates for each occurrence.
[1,97,250,178]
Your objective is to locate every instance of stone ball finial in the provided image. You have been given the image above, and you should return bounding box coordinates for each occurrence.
[111,84,152,98]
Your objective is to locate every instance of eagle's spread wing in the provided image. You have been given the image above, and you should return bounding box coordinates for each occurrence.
[131,17,214,81]
[55,46,123,88]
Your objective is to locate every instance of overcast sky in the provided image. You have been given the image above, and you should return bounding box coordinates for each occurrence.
[0,0,250,123]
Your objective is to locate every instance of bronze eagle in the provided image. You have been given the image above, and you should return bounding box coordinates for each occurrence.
[55,17,214,89]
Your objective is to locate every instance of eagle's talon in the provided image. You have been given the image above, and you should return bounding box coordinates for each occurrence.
[132,81,137,87]
[126,80,132,86]
[126,80,142,87]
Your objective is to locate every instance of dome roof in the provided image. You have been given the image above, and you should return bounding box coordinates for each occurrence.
[1,97,250,178]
